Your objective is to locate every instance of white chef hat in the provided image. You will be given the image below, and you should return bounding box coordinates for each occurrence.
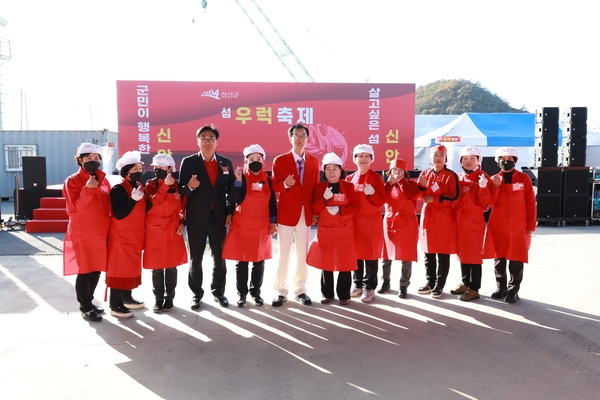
[322,152,343,170]
[460,145,482,159]
[151,153,176,171]
[76,143,102,157]
[243,144,266,160]
[353,144,375,161]
[116,150,144,170]
[495,147,519,159]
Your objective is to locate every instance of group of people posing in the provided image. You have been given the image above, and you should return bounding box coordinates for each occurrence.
[63,123,536,322]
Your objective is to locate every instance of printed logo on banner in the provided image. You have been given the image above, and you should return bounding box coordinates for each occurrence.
[201,89,221,100]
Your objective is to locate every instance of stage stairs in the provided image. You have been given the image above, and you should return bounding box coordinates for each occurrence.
[26,197,68,233]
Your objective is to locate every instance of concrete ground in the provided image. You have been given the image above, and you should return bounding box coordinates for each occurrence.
[1,199,599,399]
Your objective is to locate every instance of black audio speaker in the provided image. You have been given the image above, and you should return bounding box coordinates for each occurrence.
[534,151,558,168]
[563,122,587,137]
[562,135,587,152]
[535,137,558,152]
[537,194,562,218]
[562,151,586,167]
[562,107,587,122]
[22,156,47,189]
[531,167,562,194]
[481,156,500,177]
[536,107,559,122]
[563,167,590,195]
[562,194,589,218]
[535,123,559,137]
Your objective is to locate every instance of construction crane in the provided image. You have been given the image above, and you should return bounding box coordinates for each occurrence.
[202,0,314,83]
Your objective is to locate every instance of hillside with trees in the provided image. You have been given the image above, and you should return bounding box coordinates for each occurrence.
[416,79,528,114]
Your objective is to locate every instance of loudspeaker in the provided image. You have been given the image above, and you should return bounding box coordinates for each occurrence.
[536,107,559,122]
[562,135,587,152]
[22,156,47,189]
[531,167,562,194]
[563,122,587,137]
[562,107,587,122]
[562,151,586,167]
[481,156,500,177]
[535,137,558,152]
[535,123,559,137]
[534,151,558,168]
[562,194,589,218]
[563,167,590,195]
[537,194,562,218]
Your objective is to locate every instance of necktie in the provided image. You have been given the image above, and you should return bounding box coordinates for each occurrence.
[297,159,304,185]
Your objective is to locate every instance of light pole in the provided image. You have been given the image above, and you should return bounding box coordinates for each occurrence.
[0,17,12,130]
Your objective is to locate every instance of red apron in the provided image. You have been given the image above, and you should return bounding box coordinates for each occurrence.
[347,171,384,260]
[382,181,418,261]
[106,179,145,290]
[143,180,188,270]
[222,171,272,262]
[307,183,357,272]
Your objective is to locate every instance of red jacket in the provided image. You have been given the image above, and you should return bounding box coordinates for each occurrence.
[272,151,320,226]
[346,170,386,260]
[483,169,536,263]
[143,178,188,270]
[417,166,459,254]
[382,177,419,262]
[63,167,111,275]
[455,168,491,264]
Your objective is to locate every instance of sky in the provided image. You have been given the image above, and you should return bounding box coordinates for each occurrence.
[1,0,599,132]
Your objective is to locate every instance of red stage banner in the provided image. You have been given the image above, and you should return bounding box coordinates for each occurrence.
[116,81,415,171]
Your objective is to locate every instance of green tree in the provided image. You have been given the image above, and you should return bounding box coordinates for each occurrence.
[416,79,528,114]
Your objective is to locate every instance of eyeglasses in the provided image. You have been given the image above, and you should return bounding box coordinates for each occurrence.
[292,134,308,140]
[199,137,217,142]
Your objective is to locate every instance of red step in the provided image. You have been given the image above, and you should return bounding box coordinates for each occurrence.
[33,208,68,220]
[26,197,69,233]
[26,219,69,233]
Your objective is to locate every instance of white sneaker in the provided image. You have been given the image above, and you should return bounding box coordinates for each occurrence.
[361,289,375,303]
[350,287,363,297]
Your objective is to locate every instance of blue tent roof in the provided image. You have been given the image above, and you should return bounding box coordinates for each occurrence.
[467,113,535,146]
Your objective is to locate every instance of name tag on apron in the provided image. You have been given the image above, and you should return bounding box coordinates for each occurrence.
[355,184,365,192]
[252,182,264,191]
[333,193,346,202]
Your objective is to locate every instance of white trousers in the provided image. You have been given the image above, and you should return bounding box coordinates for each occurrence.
[274,208,310,297]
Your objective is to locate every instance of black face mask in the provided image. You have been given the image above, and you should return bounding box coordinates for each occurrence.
[129,172,143,182]
[83,161,100,174]
[154,169,168,180]
[248,161,263,173]
[500,160,515,171]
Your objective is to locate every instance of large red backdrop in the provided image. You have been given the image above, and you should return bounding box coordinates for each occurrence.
[117,81,415,171]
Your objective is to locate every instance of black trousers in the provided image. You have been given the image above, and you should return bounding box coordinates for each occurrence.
[187,211,227,299]
[321,271,352,300]
[110,289,137,309]
[75,271,101,312]
[236,260,264,297]
[152,268,178,302]
[424,253,450,289]
[382,259,412,287]
[353,259,378,290]
[494,258,523,296]
[460,263,482,291]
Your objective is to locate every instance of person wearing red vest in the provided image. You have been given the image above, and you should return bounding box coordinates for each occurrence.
[271,124,320,307]
[449,146,491,301]
[381,158,419,299]
[346,144,385,303]
[223,144,278,307]
[483,147,536,304]
[179,125,242,310]
[307,152,359,305]
[417,145,460,299]
[107,151,151,318]
[143,153,188,313]
[63,143,111,322]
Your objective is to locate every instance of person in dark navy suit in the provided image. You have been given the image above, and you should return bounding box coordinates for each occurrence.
[179,125,242,309]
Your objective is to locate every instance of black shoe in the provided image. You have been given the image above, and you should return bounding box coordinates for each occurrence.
[431,286,443,299]
[377,280,391,294]
[491,289,507,300]
[123,298,145,309]
[399,286,408,299]
[252,295,264,306]
[110,305,134,318]
[153,300,164,313]
[214,295,229,307]
[417,285,432,294]
[163,299,174,311]
[82,309,102,322]
[295,293,312,305]
[92,304,105,314]
[504,293,520,304]
[237,295,247,307]
[272,295,287,307]
[191,296,202,310]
